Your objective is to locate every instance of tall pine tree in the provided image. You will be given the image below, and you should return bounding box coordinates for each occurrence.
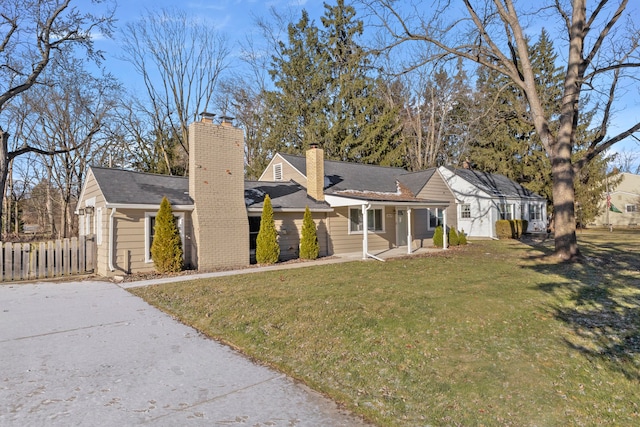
[263,0,400,164]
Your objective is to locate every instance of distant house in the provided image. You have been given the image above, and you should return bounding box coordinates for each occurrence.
[592,172,640,227]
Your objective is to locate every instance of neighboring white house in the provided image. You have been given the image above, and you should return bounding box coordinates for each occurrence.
[438,166,548,238]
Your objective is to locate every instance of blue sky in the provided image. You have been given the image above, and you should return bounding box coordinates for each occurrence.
[91,0,639,167]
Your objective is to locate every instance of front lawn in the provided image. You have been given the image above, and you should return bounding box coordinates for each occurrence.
[130,229,640,426]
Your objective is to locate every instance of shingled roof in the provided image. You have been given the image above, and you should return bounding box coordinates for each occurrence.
[90,167,192,206]
[444,166,541,198]
[245,181,332,212]
[89,167,332,211]
[279,153,407,193]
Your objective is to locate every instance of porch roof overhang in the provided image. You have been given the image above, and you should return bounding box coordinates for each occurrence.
[324,194,449,209]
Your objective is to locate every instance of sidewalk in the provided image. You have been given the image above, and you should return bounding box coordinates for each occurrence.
[120,246,438,289]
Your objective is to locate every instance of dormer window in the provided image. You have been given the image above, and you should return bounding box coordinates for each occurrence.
[273,163,283,181]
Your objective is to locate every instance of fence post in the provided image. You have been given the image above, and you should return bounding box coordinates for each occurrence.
[5,242,13,281]
[29,243,37,280]
[71,237,78,275]
[21,243,29,280]
[12,243,21,280]
[48,240,55,278]
[38,242,46,279]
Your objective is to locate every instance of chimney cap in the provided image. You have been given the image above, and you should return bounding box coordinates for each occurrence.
[219,115,235,124]
[200,111,216,119]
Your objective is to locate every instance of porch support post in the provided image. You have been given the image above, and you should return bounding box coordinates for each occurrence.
[407,208,412,254]
[442,207,448,250]
[362,204,368,259]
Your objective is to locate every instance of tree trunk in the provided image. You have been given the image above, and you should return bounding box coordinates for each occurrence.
[550,149,579,260]
[0,131,9,238]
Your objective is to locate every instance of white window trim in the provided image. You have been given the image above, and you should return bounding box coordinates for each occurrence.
[460,204,471,219]
[498,203,514,220]
[273,163,283,181]
[530,203,543,221]
[145,211,185,263]
[626,204,638,213]
[348,207,385,234]
[427,208,443,230]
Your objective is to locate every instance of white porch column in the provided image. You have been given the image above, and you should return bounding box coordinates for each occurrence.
[442,208,448,250]
[362,204,368,259]
[407,208,412,254]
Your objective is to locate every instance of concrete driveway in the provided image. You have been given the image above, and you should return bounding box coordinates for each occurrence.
[0,280,369,426]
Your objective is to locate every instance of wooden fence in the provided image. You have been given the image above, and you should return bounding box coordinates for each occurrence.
[0,236,95,282]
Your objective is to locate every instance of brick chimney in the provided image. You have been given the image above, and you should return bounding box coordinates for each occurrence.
[306,143,324,201]
[188,114,249,269]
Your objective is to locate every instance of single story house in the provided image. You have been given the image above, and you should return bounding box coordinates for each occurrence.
[591,172,640,227]
[77,116,546,276]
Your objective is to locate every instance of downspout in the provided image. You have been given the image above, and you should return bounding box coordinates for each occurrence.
[407,208,412,254]
[362,203,384,262]
[108,208,116,272]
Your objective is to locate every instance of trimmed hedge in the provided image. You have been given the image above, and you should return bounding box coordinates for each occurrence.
[458,230,468,245]
[495,219,529,239]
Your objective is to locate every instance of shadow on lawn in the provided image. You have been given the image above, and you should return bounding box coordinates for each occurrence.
[521,233,640,380]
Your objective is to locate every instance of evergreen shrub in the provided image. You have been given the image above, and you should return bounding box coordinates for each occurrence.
[299,206,319,260]
[150,196,183,273]
[458,229,468,245]
[433,226,444,248]
[256,195,280,264]
[448,227,459,246]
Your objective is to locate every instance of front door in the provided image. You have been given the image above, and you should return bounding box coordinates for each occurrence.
[397,209,408,246]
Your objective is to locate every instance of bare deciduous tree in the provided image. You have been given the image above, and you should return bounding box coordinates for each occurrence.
[363,0,640,260]
[0,0,115,233]
[119,8,230,175]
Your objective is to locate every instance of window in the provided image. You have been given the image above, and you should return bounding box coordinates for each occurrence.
[145,212,185,263]
[273,163,283,181]
[530,204,542,221]
[428,208,443,229]
[460,204,471,219]
[498,203,514,220]
[249,216,261,251]
[626,204,638,213]
[349,207,384,233]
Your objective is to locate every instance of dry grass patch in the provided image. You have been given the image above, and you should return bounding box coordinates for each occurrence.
[131,231,640,426]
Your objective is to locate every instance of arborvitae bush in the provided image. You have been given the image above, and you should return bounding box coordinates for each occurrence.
[256,194,280,264]
[521,220,529,236]
[458,229,468,245]
[299,206,319,260]
[433,226,444,247]
[150,196,183,273]
[448,227,459,246]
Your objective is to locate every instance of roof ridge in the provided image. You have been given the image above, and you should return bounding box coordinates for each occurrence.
[91,166,188,179]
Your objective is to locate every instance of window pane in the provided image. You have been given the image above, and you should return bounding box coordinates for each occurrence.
[350,208,362,232]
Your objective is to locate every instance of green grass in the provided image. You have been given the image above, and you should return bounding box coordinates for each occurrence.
[130,229,640,426]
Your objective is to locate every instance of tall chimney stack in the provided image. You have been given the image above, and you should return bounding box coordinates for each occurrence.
[306,143,324,201]
[188,113,249,269]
